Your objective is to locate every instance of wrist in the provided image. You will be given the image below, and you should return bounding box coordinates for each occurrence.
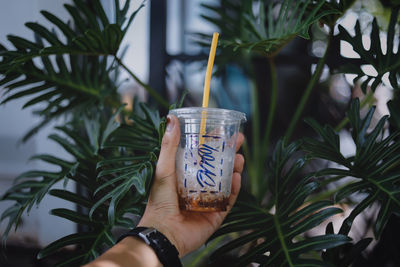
[120,237,162,267]
[84,236,162,267]
[138,220,185,257]
[118,226,182,267]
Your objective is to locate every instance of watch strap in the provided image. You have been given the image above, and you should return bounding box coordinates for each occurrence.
[117,227,182,267]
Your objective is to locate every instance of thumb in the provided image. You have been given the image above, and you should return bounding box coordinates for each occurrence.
[155,115,180,181]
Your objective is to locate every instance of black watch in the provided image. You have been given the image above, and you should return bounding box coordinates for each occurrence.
[117,227,182,267]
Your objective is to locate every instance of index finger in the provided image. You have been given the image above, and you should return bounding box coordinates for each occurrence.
[235,132,245,152]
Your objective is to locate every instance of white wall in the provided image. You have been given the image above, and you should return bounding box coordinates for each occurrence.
[119,0,150,83]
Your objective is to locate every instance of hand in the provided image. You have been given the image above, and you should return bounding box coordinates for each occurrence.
[138,115,245,257]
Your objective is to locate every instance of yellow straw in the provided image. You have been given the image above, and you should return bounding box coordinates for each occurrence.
[202,32,219,108]
[200,32,219,144]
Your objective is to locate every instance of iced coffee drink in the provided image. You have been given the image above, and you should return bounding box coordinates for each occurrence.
[169,107,246,212]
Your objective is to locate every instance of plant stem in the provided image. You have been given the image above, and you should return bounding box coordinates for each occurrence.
[273,178,294,267]
[334,90,375,131]
[249,78,261,198]
[284,29,333,143]
[273,214,294,267]
[114,56,169,108]
[260,57,278,166]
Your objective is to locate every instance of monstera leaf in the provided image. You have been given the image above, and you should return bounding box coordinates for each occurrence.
[91,103,164,225]
[0,0,143,67]
[338,7,400,92]
[209,141,351,266]
[0,52,117,141]
[0,125,93,244]
[321,222,373,267]
[200,0,339,57]
[0,118,110,266]
[0,0,158,141]
[303,98,400,238]
[0,104,164,266]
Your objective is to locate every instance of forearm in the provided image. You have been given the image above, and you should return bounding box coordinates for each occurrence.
[84,236,162,267]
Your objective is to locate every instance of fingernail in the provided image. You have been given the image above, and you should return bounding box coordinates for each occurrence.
[166,115,175,132]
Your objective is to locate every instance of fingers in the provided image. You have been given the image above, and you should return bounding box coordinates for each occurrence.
[234,154,244,174]
[226,140,244,212]
[155,115,180,181]
[227,172,242,211]
[235,132,245,152]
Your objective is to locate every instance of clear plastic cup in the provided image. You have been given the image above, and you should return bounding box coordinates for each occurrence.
[169,107,246,212]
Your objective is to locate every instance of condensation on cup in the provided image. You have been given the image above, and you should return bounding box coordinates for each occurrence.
[169,107,246,212]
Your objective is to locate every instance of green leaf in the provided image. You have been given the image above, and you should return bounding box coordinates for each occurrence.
[97,155,150,168]
[49,189,92,208]
[210,140,349,266]
[50,208,92,225]
[92,0,109,28]
[7,35,41,50]
[0,204,23,244]
[48,134,86,159]
[83,116,100,155]
[25,22,63,46]
[199,0,339,57]
[121,0,145,33]
[73,0,100,31]
[40,11,75,39]
[304,98,400,240]
[91,165,150,224]
[63,4,87,34]
[37,233,97,259]
[0,173,65,243]
[289,234,351,255]
[30,154,74,169]
[0,0,145,141]
[100,105,123,148]
[338,7,400,91]
[323,224,373,266]
[22,89,61,108]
